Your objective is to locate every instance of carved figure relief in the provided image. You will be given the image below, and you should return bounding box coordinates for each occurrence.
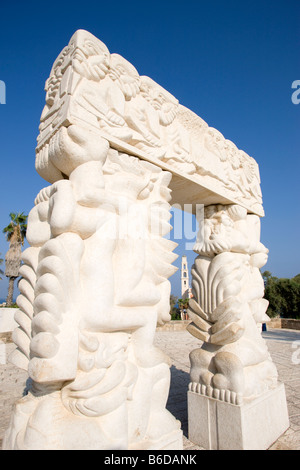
[3,124,182,450]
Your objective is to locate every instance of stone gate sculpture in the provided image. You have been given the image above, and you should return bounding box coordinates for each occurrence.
[3,30,289,450]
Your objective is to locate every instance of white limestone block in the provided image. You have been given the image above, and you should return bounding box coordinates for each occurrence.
[188,383,289,450]
[0,308,18,333]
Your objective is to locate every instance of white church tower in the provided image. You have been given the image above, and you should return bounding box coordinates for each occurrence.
[181,255,191,299]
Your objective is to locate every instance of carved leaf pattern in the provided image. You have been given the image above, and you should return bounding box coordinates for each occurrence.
[187,253,246,346]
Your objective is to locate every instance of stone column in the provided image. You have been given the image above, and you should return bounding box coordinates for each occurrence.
[3,124,182,450]
[187,203,289,450]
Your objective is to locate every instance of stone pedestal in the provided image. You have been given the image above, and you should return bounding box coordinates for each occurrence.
[188,382,289,450]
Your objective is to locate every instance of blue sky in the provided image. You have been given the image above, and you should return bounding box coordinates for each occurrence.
[0,0,299,300]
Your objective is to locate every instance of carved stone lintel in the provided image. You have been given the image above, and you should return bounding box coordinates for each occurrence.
[3,124,182,450]
[35,29,264,216]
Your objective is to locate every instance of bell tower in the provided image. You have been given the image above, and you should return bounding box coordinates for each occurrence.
[181,255,190,299]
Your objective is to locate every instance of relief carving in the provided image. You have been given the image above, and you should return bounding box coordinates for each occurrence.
[35,29,264,216]
[187,204,277,405]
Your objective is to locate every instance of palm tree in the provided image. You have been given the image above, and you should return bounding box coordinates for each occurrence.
[3,212,27,306]
[0,253,3,279]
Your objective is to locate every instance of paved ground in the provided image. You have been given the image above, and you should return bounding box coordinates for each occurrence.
[1,328,300,450]
[155,328,300,450]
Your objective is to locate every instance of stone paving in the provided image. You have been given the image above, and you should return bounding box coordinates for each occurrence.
[155,328,300,450]
[0,328,300,450]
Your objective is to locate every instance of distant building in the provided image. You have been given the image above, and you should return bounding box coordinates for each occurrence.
[181,255,192,300]
[180,256,192,320]
[181,255,189,299]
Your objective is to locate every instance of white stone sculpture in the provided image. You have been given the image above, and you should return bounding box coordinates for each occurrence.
[35,30,263,216]
[4,125,182,450]
[187,204,289,449]
[4,29,288,450]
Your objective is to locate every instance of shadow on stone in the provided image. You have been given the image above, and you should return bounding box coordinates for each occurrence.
[167,365,190,438]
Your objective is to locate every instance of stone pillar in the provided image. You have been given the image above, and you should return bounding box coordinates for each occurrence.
[3,125,182,450]
[187,204,289,450]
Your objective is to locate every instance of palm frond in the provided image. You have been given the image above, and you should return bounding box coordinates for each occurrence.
[3,212,28,242]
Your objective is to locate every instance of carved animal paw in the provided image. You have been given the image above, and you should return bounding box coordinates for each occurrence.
[212,351,245,396]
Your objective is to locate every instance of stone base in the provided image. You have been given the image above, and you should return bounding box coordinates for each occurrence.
[188,383,289,450]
